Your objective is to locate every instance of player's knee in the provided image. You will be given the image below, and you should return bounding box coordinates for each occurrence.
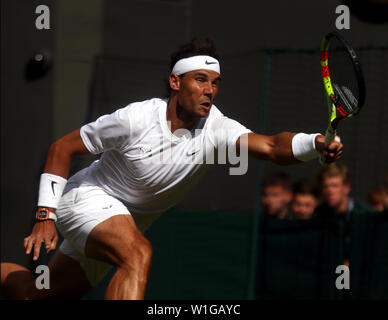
[133,235,153,266]
[141,236,153,261]
[121,235,152,269]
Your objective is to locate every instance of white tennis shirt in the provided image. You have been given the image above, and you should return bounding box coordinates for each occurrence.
[79,98,252,215]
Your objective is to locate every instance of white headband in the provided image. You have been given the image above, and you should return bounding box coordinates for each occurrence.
[171,55,221,76]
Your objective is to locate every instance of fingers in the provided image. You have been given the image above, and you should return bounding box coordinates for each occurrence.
[45,237,52,250]
[24,236,35,256]
[24,236,57,259]
[46,235,58,254]
[24,237,29,250]
[325,144,343,163]
[33,238,43,261]
[322,136,343,163]
[24,224,58,260]
[327,140,342,151]
[24,236,43,261]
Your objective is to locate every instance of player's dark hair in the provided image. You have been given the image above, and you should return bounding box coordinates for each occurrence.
[261,171,291,191]
[164,37,220,97]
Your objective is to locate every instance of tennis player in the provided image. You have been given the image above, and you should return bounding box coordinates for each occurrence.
[1,38,343,300]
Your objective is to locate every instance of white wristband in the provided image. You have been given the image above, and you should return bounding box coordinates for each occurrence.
[291,133,320,162]
[37,173,67,209]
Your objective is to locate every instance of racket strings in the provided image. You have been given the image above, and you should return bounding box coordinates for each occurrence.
[327,37,361,116]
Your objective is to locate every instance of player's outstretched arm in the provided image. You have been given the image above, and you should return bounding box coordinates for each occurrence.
[236,132,343,165]
[24,129,90,261]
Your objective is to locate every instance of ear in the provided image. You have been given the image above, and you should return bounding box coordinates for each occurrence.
[169,73,181,92]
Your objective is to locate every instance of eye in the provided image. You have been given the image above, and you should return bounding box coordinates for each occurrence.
[196,77,206,82]
[212,80,221,87]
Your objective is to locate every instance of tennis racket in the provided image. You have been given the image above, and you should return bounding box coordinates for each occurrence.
[319,31,366,165]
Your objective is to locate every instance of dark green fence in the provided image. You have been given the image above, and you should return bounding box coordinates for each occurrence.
[80,208,388,300]
[256,212,388,300]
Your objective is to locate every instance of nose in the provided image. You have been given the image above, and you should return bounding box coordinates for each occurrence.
[203,81,214,97]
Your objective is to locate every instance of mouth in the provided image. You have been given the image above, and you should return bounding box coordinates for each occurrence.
[327,196,337,203]
[199,101,211,112]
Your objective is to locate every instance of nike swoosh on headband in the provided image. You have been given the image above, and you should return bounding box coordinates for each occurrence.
[205,60,217,65]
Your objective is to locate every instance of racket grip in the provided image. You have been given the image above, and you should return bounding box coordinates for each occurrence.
[319,128,337,166]
[324,127,336,146]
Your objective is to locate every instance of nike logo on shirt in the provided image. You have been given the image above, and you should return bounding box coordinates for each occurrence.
[187,149,200,156]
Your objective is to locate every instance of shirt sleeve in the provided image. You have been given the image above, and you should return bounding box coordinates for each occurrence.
[208,116,252,149]
[80,107,131,154]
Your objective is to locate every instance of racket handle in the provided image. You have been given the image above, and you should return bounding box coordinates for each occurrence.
[324,127,336,146]
[319,128,337,166]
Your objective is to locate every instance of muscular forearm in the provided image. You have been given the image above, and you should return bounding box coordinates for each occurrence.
[37,129,90,212]
[39,141,74,213]
[268,132,300,165]
[240,132,299,165]
[43,141,73,178]
[240,132,325,165]
[43,129,90,178]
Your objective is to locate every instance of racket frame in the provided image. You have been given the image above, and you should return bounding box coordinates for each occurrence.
[319,31,366,164]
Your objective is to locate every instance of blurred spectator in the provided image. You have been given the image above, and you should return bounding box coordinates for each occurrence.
[260,171,293,219]
[367,186,388,212]
[315,162,369,269]
[291,179,320,220]
[315,162,366,216]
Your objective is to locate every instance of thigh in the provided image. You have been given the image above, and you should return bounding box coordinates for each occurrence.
[56,184,132,255]
[85,214,150,267]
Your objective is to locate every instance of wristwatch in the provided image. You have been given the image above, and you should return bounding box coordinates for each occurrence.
[36,207,57,222]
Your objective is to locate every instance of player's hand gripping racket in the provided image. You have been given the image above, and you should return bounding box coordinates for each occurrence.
[319,31,366,165]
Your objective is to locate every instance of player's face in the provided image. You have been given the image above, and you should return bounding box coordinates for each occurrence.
[176,69,221,118]
[321,176,350,209]
[261,185,292,216]
[291,194,318,219]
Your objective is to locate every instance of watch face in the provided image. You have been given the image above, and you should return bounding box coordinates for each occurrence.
[38,209,48,219]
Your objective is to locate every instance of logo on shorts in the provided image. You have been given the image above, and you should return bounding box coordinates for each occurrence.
[102,204,113,210]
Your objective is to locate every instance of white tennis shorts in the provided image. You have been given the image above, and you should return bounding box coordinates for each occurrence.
[56,182,131,287]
